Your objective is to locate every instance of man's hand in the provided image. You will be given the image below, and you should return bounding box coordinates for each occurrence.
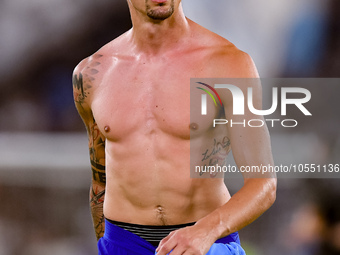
[156,224,216,255]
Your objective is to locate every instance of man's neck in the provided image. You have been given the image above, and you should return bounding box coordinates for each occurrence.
[128,3,189,55]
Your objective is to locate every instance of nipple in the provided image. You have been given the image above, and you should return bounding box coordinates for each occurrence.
[189,123,199,130]
[104,126,110,132]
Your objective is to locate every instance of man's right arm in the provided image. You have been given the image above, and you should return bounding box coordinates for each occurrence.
[88,121,106,240]
[72,62,106,240]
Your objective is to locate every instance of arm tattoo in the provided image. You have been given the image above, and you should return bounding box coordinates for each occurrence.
[73,59,106,240]
[88,119,106,240]
[200,136,231,176]
[201,136,231,162]
[73,72,87,104]
[89,121,106,169]
[90,185,106,240]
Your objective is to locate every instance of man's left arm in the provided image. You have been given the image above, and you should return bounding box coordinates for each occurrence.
[199,69,277,239]
[156,52,277,255]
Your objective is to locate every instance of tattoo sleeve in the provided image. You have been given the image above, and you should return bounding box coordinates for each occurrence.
[88,121,106,240]
[73,69,106,240]
[90,180,106,240]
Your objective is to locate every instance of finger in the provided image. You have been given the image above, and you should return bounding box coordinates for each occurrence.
[158,233,172,247]
[156,239,178,255]
[168,246,186,255]
[157,231,176,252]
[161,231,176,244]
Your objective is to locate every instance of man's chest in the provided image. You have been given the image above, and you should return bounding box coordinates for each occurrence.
[88,58,222,140]
[89,67,191,140]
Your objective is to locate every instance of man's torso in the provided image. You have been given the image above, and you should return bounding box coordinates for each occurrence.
[77,21,246,226]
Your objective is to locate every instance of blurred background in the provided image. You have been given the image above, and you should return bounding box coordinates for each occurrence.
[0,0,339,254]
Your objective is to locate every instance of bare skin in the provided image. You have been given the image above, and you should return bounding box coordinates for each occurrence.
[73,0,277,254]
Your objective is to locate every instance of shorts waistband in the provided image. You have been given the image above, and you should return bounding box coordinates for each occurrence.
[103,218,241,249]
[106,219,196,247]
[106,218,196,229]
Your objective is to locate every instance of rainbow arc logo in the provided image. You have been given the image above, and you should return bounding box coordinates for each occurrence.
[196,82,223,115]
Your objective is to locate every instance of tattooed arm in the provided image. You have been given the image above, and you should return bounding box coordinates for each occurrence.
[88,122,106,240]
[73,61,106,240]
[194,53,276,240]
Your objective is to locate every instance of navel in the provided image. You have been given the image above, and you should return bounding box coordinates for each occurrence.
[156,205,167,225]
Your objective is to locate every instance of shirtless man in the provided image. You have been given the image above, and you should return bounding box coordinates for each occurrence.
[73,0,277,254]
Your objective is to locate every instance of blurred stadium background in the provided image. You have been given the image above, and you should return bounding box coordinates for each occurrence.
[0,0,339,254]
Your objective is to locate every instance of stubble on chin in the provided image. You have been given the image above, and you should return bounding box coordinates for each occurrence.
[145,0,175,20]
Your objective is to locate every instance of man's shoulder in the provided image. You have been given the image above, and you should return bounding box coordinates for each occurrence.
[210,42,259,78]
[190,20,258,78]
[204,34,257,78]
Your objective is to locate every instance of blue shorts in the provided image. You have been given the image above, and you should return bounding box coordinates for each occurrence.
[98,219,245,255]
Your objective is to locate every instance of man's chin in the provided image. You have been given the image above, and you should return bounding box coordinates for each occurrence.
[147,8,174,20]
[146,0,174,21]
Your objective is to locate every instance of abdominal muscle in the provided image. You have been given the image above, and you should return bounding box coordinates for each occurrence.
[103,133,231,226]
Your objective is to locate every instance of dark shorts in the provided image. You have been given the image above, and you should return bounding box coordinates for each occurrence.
[97,219,246,255]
